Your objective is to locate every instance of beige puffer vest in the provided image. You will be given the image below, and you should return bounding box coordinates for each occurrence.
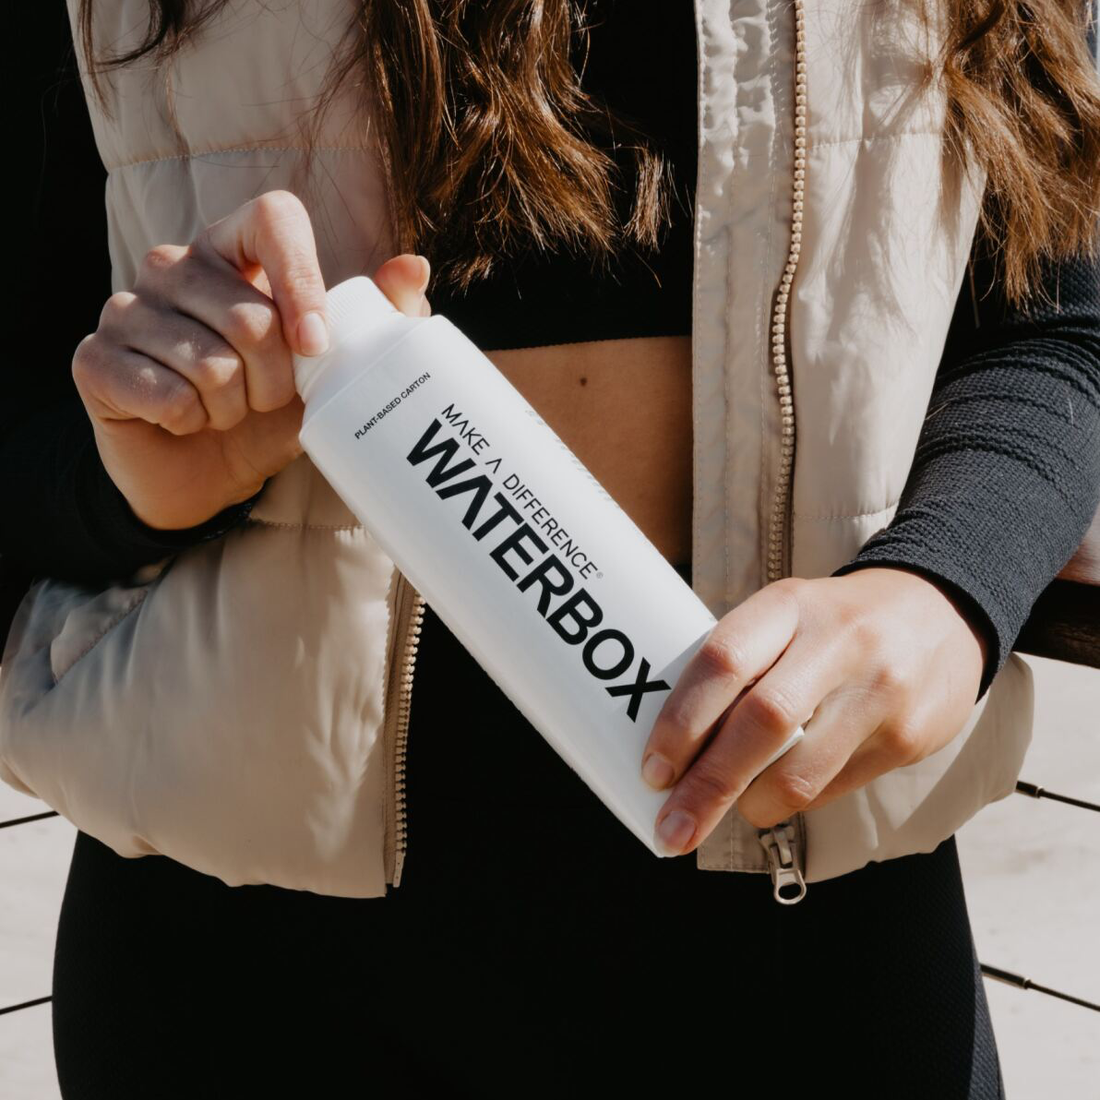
[0,0,1033,905]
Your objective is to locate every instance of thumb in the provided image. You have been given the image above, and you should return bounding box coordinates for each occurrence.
[372,254,433,318]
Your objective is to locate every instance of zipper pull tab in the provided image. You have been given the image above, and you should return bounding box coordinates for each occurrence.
[758,821,807,905]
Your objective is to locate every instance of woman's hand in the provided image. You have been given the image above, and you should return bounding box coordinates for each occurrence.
[71,188,433,532]
[640,565,990,855]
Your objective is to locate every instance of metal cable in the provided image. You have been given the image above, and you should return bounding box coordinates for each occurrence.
[981,964,1100,1012]
[2,970,1097,1019]
[0,782,1094,832]
[0,790,1097,1019]
[0,814,59,827]
[0,996,51,1017]
[1015,780,1100,813]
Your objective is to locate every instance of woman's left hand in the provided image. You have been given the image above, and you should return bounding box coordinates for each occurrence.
[640,566,990,855]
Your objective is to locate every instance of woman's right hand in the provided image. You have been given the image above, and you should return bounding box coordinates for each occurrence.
[71,189,433,532]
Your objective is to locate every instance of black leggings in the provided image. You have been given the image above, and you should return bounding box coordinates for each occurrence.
[52,591,1006,1099]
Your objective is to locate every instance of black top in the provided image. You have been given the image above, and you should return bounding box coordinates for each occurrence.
[429,0,696,349]
[4,7,1099,708]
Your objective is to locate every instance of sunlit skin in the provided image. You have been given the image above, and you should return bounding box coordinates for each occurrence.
[71,192,989,861]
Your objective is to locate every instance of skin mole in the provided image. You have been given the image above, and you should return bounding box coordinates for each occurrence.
[486,334,694,565]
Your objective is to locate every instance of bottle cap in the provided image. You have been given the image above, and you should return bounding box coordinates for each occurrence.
[293,275,400,398]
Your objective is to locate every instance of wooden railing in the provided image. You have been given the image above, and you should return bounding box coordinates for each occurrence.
[1014,503,1100,669]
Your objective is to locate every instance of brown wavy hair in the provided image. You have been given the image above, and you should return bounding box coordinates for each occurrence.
[76,0,1100,309]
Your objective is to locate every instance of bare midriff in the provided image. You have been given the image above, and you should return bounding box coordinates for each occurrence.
[483,335,693,570]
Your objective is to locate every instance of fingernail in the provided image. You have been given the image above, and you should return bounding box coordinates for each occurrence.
[298,311,329,357]
[656,810,696,856]
[414,255,431,292]
[641,752,674,791]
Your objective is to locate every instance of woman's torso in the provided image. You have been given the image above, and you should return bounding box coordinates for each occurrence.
[431,0,698,568]
[55,0,1034,897]
[485,339,694,566]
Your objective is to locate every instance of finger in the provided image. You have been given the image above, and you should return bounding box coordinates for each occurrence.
[800,692,952,813]
[136,243,299,415]
[195,189,330,359]
[735,674,885,828]
[372,253,433,317]
[798,729,898,813]
[640,579,802,794]
[72,333,209,436]
[98,292,248,432]
[651,626,849,854]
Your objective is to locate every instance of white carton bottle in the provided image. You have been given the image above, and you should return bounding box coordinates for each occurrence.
[293,275,803,859]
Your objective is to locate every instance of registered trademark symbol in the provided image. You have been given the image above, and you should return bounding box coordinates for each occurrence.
[596,571,603,579]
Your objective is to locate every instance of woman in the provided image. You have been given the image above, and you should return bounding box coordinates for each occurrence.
[3,0,1098,1095]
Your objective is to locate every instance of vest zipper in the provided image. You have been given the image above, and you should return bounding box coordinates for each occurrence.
[385,571,426,889]
[380,11,812,901]
[766,0,805,586]
[758,821,807,904]
[760,0,809,904]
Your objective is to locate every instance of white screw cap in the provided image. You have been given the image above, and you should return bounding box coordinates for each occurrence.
[293,275,400,397]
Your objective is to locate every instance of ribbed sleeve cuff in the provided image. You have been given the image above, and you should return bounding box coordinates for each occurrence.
[829,432,1100,706]
[830,554,1003,704]
[3,396,266,586]
[75,435,265,581]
